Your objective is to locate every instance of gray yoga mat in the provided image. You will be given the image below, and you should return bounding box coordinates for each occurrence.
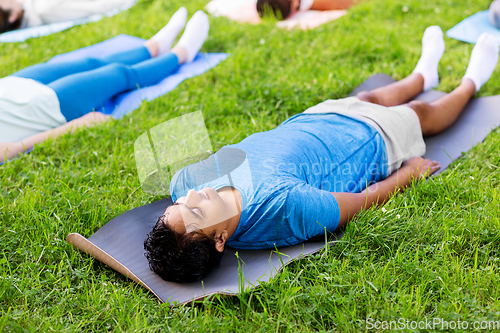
[67,74,500,305]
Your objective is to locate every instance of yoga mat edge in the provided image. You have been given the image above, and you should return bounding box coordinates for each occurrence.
[66,231,342,305]
[66,233,153,292]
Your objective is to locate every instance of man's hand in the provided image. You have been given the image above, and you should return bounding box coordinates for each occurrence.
[400,156,441,182]
[331,156,440,230]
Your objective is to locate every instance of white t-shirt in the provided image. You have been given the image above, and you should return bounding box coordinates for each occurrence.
[0,77,65,143]
[22,0,136,27]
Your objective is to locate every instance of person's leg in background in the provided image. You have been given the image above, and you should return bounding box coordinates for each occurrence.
[50,10,209,122]
[12,46,152,85]
[357,27,499,136]
[408,33,498,136]
[1,9,209,163]
[11,7,188,84]
[357,26,445,107]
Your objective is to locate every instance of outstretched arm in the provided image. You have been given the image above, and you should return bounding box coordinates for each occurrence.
[331,157,440,230]
[0,112,110,163]
[310,0,360,10]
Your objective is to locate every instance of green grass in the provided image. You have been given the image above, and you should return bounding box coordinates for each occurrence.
[1,0,500,331]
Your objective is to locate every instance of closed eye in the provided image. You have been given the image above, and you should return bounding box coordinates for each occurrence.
[192,207,204,218]
[183,205,203,220]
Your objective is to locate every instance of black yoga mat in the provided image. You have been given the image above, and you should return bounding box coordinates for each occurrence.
[67,74,500,305]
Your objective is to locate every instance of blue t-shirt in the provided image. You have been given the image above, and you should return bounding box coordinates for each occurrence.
[170,113,388,249]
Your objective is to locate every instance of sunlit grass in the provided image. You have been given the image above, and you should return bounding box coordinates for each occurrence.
[1,0,499,331]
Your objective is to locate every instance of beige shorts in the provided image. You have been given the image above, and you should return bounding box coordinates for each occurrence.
[303,97,426,174]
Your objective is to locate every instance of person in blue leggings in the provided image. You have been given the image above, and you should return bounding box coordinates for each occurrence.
[0,8,209,163]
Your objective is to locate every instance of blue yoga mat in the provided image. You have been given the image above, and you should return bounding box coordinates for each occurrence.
[49,34,228,119]
[0,2,137,43]
[446,10,500,44]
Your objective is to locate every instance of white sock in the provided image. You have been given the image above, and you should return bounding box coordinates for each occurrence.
[413,26,445,91]
[463,33,499,92]
[152,7,188,56]
[177,11,210,63]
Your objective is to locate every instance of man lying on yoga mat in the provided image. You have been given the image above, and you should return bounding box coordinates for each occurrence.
[144,27,499,283]
[256,0,361,20]
[0,7,209,163]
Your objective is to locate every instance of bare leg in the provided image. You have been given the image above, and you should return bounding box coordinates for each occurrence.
[145,40,188,64]
[356,73,475,136]
[407,79,475,136]
[359,31,498,137]
[357,73,424,107]
[357,26,445,107]
[311,0,357,10]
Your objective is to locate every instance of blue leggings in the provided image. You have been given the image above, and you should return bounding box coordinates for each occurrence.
[13,46,179,121]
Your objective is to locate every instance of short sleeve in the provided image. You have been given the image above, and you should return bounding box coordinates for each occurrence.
[284,181,340,241]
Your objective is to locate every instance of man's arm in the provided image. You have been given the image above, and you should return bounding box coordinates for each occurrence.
[330,157,440,230]
[310,0,359,11]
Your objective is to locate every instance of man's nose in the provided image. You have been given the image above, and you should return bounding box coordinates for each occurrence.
[185,189,201,205]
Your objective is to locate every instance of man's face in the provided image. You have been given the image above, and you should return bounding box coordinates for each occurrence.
[163,187,239,236]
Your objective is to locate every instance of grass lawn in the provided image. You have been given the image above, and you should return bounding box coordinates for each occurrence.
[1,0,500,331]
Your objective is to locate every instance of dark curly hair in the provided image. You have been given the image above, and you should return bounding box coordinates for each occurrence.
[256,0,292,20]
[0,9,23,34]
[144,213,225,283]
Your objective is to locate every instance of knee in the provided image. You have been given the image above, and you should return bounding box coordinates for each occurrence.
[407,100,433,132]
[104,63,136,89]
[407,100,431,117]
[84,57,107,69]
[105,62,127,71]
[356,91,379,104]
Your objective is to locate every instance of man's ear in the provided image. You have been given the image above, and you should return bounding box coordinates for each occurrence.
[214,230,228,252]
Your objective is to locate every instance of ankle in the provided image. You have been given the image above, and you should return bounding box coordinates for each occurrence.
[460,78,477,96]
[177,10,209,63]
[410,72,425,89]
[144,39,159,58]
[171,45,188,64]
